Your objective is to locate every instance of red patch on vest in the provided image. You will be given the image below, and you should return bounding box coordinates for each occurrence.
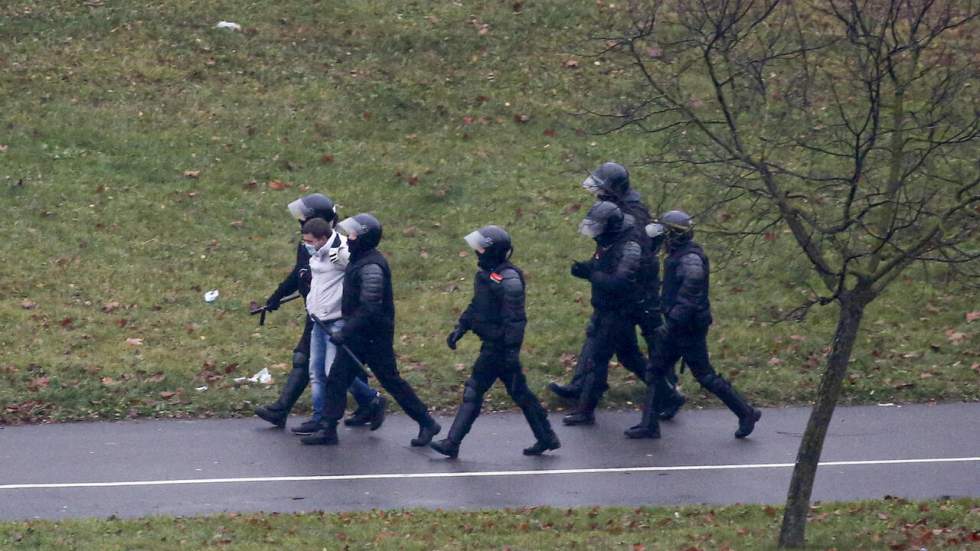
[489,272,504,283]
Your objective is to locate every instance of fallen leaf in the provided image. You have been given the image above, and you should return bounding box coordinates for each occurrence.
[563,58,579,68]
[159,391,177,399]
[183,170,201,179]
[102,301,121,313]
[126,337,144,346]
[945,329,966,344]
[767,356,783,366]
[146,372,166,383]
[267,180,290,191]
[60,317,74,328]
[543,128,557,137]
[28,377,50,391]
[320,153,334,164]
[966,311,980,322]
[101,376,119,386]
[20,299,37,310]
[513,113,530,124]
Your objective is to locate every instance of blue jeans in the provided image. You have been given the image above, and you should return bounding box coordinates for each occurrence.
[309,319,378,423]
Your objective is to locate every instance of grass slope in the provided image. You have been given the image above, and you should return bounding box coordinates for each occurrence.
[1,1,976,423]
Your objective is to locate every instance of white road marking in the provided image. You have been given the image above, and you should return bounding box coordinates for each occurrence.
[1,457,977,491]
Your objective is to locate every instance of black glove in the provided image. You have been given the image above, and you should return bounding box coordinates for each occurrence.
[446,326,466,350]
[265,294,282,312]
[328,326,346,346]
[298,268,312,286]
[570,261,593,279]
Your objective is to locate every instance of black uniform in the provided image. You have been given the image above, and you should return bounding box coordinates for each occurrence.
[320,241,440,445]
[631,238,761,438]
[432,261,559,457]
[564,214,648,425]
[552,189,685,418]
[253,242,315,426]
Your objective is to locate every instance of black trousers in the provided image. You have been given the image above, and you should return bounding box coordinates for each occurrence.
[322,333,429,425]
[577,311,647,410]
[648,328,714,382]
[448,342,553,443]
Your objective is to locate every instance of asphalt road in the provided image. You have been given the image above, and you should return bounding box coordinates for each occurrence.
[0,403,977,520]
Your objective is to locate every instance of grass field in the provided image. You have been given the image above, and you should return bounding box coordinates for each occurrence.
[0,498,976,550]
[1,1,977,423]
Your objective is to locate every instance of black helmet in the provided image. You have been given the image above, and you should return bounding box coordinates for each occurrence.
[648,210,693,246]
[287,193,337,223]
[582,162,630,199]
[579,201,629,239]
[464,225,513,270]
[337,213,383,253]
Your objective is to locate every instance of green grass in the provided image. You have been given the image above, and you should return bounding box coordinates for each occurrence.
[0,499,976,550]
[1,1,977,423]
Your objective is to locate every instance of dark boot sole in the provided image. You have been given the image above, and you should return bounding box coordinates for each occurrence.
[430,441,459,458]
[547,383,581,400]
[562,415,595,426]
[411,421,441,447]
[735,409,762,439]
[624,428,661,439]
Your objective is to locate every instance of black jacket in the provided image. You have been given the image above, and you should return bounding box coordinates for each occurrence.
[269,241,313,302]
[457,261,526,348]
[616,190,661,312]
[585,230,644,313]
[662,240,712,332]
[339,248,395,341]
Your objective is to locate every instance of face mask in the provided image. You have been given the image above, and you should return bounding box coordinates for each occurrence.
[303,243,318,256]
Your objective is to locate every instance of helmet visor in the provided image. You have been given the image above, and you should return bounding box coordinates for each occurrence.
[645,223,666,238]
[578,218,604,238]
[336,217,362,238]
[464,230,493,252]
[581,175,603,195]
[287,198,314,221]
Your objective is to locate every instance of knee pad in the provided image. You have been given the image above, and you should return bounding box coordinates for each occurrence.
[292,351,309,370]
[698,373,728,394]
[462,380,481,404]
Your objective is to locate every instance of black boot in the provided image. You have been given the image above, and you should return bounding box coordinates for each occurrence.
[255,366,309,428]
[624,384,661,439]
[343,404,372,427]
[366,395,387,431]
[300,421,338,445]
[708,376,761,438]
[547,382,581,400]
[290,418,321,435]
[411,419,441,447]
[430,438,460,458]
[563,374,600,426]
[519,396,561,455]
[658,389,687,421]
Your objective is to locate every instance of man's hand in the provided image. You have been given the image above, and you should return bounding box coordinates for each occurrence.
[265,294,282,312]
[328,326,346,346]
[570,261,593,279]
[446,326,466,350]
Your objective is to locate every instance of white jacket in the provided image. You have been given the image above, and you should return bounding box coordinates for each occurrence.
[306,232,349,322]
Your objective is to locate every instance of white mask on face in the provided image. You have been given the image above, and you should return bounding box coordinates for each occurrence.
[303,243,318,256]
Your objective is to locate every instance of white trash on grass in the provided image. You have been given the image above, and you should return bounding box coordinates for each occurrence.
[234,368,273,385]
[215,21,242,31]
[204,289,220,303]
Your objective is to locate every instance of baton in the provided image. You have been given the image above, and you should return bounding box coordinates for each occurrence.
[309,315,367,370]
[249,293,301,326]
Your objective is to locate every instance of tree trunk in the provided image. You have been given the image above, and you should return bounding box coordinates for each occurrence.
[778,291,870,548]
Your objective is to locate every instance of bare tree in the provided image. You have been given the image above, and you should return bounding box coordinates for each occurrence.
[585,0,979,546]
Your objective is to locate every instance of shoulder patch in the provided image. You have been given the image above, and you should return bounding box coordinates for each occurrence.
[489,272,504,283]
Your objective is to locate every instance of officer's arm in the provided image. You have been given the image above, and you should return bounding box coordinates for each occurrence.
[589,240,642,292]
[456,275,480,331]
[270,242,306,301]
[340,263,385,339]
[500,271,527,348]
[667,253,707,325]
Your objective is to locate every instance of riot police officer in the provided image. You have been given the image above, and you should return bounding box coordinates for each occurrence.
[430,226,560,458]
[303,213,442,446]
[561,201,649,426]
[254,194,380,430]
[550,162,685,420]
[625,211,761,439]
